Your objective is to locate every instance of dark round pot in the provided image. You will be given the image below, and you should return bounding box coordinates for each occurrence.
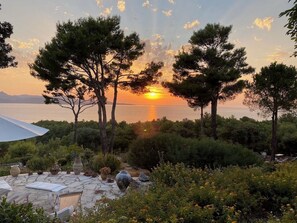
[115,170,132,192]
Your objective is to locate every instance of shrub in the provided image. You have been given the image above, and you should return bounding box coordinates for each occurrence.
[128,133,186,169]
[0,197,54,223]
[128,133,262,169]
[6,141,37,165]
[90,153,121,173]
[26,156,49,172]
[71,163,297,223]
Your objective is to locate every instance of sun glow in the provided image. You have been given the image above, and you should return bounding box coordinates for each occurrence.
[144,87,162,100]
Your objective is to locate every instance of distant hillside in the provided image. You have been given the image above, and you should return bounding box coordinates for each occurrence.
[0,91,132,105]
[0,91,44,103]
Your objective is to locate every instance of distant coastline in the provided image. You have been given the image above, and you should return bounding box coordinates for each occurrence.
[0,91,132,105]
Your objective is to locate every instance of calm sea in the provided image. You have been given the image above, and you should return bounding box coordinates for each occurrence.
[0,103,264,123]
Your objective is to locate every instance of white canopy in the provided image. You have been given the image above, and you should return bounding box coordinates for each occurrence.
[0,114,49,142]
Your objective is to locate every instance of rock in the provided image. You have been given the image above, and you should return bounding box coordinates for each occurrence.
[138,172,150,182]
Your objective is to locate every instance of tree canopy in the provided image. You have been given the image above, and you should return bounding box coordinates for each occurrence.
[0,4,17,68]
[169,23,254,139]
[30,16,162,153]
[244,62,297,160]
[280,0,297,56]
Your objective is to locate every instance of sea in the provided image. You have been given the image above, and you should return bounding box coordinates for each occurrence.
[0,103,265,123]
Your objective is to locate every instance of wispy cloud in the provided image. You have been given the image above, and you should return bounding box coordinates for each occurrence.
[166,49,177,56]
[266,48,290,62]
[10,38,40,49]
[162,9,172,17]
[101,7,112,16]
[152,8,158,12]
[142,0,151,8]
[117,0,125,12]
[96,0,103,8]
[253,17,273,31]
[233,39,241,45]
[254,36,262,42]
[152,34,164,41]
[168,0,175,4]
[183,20,200,30]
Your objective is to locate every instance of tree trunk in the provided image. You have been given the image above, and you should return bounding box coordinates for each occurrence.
[73,114,78,144]
[270,110,278,161]
[200,106,204,136]
[109,81,119,153]
[97,100,109,155]
[211,98,218,139]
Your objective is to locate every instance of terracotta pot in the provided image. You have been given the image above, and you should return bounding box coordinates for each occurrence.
[50,162,60,175]
[101,174,107,181]
[10,165,20,177]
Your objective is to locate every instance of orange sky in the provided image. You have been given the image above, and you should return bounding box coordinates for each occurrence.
[1,0,297,108]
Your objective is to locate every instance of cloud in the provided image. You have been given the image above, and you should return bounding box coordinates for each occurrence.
[101,7,112,16]
[183,20,200,30]
[152,8,158,12]
[10,38,40,49]
[152,34,163,41]
[165,49,177,56]
[162,9,172,17]
[96,0,103,8]
[253,17,273,31]
[266,48,290,62]
[168,0,175,4]
[254,36,262,42]
[233,39,241,45]
[117,0,125,12]
[142,0,151,8]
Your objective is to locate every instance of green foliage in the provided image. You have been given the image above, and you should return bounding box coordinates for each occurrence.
[128,133,186,169]
[0,166,10,177]
[113,121,136,152]
[72,163,297,223]
[5,141,37,165]
[0,4,17,69]
[0,197,54,223]
[280,0,297,57]
[90,153,121,173]
[128,133,262,169]
[26,156,49,172]
[218,116,270,152]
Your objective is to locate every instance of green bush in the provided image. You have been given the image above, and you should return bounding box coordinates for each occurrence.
[72,163,297,223]
[128,133,262,169]
[5,141,37,165]
[128,133,186,169]
[90,153,121,173]
[0,197,55,223]
[26,156,49,172]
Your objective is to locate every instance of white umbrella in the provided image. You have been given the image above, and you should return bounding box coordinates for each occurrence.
[0,114,49,142]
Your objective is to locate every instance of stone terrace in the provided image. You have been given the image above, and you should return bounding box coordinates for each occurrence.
[0,172,126,213]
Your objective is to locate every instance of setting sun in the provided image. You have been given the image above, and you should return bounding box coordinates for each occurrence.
[144,87,162,100]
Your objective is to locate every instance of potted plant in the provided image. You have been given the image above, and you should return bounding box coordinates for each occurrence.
[50,162,60,175]
[100,167,111,180]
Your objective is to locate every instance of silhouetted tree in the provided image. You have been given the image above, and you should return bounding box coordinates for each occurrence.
[163,76,211,136]
[244,62,297,161]
[0,4,17,68]
[172,23,254,139]
[30,16,162,154]
[43,81,96,144]
[280,0,297,56]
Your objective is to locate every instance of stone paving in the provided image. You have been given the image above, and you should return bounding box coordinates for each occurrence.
[0,172,128,213]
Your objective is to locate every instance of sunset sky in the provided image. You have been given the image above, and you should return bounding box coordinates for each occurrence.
[0,0,296,106]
